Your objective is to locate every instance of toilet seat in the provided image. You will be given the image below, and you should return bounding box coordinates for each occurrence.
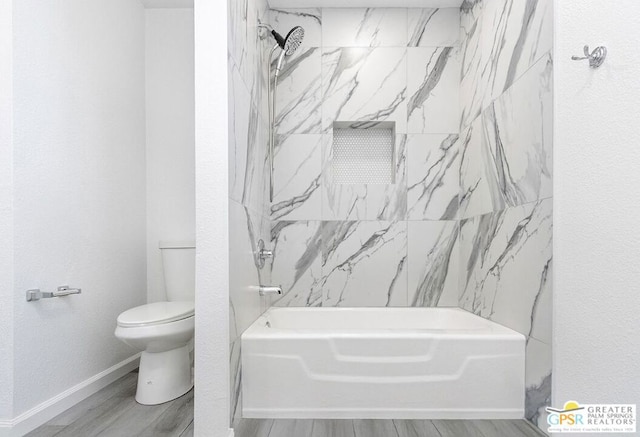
[117,301,194,328]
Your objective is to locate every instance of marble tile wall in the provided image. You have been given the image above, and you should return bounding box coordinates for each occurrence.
[458,0,553,433]
[228,0,273,425]
[459,134,553,428]
[459,53,553,219]
[269,7,462,309]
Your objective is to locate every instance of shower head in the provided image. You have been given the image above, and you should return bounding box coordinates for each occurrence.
[263,25,305,56]
[273,26,305,78]
[282,26,305,56]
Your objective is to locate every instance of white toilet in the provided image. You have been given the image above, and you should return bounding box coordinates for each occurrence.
[115,241,195,405]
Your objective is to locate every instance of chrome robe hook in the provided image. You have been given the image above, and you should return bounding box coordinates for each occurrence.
[572,45,607,68]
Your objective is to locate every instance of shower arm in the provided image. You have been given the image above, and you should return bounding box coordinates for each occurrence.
[258,23,287,51]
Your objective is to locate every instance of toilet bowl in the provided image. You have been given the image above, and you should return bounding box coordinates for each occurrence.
[115,301,194,405]
[115,242,196,405]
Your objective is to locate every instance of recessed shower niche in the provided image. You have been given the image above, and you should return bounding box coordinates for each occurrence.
[331,122,396,185]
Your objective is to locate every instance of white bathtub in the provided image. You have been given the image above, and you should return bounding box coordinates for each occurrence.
[241,307,525,420]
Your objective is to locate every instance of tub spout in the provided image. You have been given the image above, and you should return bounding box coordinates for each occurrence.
[259,285,282,296]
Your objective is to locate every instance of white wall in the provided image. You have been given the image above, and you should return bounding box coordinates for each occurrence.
[0,0,14,423]
[11,0,146,417]
[554,0,640,414]
[145,8,195,303]
[194,0,230,436]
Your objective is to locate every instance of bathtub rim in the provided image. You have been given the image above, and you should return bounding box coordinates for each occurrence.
[242,307,526,341]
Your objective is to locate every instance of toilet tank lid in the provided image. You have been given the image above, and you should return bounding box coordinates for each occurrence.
[159,240,195,249]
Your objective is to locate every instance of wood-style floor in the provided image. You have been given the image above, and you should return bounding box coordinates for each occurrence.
[26,372,194,437]
[28,372,545,437]
[234,418,547,437]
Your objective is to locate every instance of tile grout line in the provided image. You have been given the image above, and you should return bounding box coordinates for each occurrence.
[265,419,276,437]
[429,419,444,437]
[391,419,401,437]
[179,419,194,437]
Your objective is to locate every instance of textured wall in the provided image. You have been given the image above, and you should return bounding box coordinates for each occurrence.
[11,0,146,415]
[554,0,640,421]
[227,0,273,426]
[269,7,462,308]
[0,0,13,423]
[145,9,195,304]
[194,0,232,434]
[458,0,553,432]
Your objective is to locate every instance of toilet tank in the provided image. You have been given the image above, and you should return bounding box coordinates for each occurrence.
[160,241,195,302]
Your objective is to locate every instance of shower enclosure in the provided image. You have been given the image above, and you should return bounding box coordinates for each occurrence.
[228,0,552,434]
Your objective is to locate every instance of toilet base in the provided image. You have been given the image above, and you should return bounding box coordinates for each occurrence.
[136,345,193,405]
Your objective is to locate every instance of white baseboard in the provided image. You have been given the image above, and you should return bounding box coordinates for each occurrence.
[0,353,140,437]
